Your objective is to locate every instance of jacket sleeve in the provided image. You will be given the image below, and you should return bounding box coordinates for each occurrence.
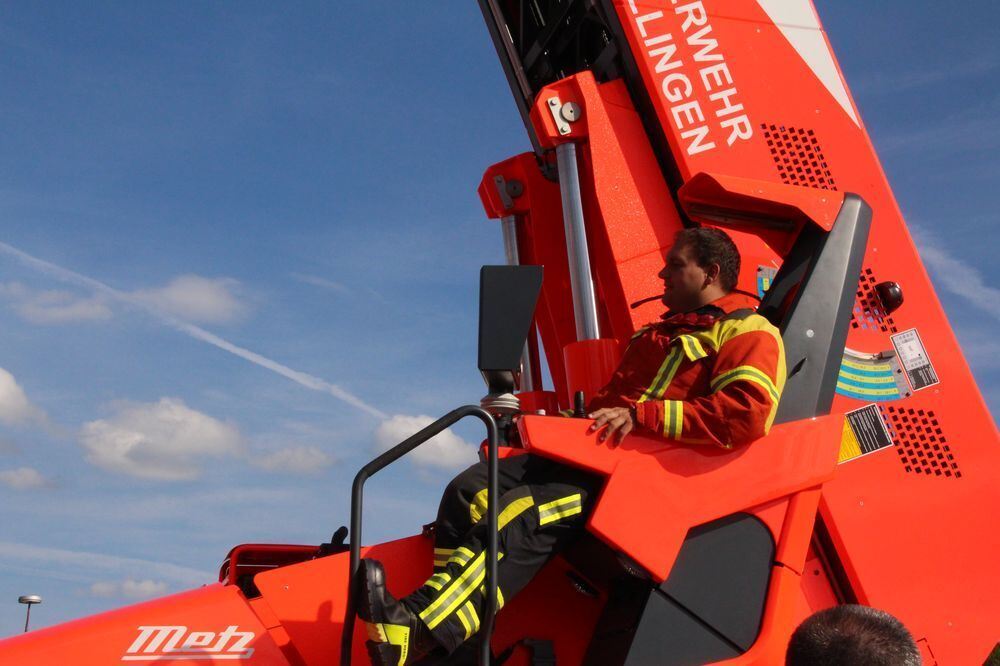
[634,317,785,448]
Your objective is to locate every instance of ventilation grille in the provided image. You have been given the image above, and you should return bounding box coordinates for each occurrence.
[761,124,837,190]
[882,406,961,478]
[851,268,897,333]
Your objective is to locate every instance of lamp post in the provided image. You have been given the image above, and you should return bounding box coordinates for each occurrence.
[18,595,41,632]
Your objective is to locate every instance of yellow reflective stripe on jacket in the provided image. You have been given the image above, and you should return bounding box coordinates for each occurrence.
[469,488,489,524]
[662,399,683,439]
[711,365,780,402]
[637,346,684,403]
[537,494,583,526]
[677,334,709,361]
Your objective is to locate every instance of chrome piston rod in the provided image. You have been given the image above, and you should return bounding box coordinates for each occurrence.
[556,142,600,341]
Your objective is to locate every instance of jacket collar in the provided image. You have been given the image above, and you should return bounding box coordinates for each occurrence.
[657,292,758,331]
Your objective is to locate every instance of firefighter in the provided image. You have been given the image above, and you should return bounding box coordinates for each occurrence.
[358,227,786,666]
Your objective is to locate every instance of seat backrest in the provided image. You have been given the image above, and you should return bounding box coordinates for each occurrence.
[758,194,872,424]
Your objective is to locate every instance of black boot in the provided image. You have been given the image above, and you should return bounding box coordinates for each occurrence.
[357,559,439,666]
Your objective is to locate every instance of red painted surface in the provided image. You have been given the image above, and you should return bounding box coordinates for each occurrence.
[521,414,840,582]
[0,585,290,665]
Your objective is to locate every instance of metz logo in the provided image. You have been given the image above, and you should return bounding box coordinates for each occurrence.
[122,625,255,661]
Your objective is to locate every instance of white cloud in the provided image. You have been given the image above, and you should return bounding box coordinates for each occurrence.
[131,274,248,324]
[374,414,477,471]
[90,578,169,600]
[912,227,1000,322]
[251,445,334,474]
[0,366,48,427]
[0,281,112,324]
[80,398,242,481]
[0,242,386,420]
[0,540,211,587]
[291,272,389,304]
[291,273,351,294]
[0,467,50,490]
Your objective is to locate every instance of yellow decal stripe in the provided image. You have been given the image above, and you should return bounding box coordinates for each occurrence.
[839,369,895,384]
[841,358,893,373]
[835,382,899,397]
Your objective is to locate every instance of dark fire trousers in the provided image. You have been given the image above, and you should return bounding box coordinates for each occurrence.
[403,454,599,653]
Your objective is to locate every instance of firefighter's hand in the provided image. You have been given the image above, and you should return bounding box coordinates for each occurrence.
[588,407,635,446]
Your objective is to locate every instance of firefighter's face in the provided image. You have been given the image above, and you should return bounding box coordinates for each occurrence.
[659,241,711,312]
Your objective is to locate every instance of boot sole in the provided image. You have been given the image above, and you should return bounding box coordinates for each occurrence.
[366,639,402,666]
[357,559,385,624]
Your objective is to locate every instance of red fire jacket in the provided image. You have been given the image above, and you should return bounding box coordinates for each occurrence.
[588,292,785,449]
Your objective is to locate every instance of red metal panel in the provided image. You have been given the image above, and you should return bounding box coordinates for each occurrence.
[253,535,432,666]
[0,584,288,665]
[519,413,841,581]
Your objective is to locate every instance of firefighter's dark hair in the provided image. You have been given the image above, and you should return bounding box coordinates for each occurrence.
[786,605,922,666]
[674,227,741,292]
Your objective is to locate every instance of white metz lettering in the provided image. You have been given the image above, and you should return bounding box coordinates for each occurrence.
[180,632,216,650]
[211,625,255,656]
[127,626,186,655]
[123,625,256,661]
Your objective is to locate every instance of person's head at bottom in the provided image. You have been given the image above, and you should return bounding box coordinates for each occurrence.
[786,604,921,666]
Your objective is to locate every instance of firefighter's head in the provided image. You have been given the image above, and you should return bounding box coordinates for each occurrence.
[659,227,740,312]
[786,604,921,665]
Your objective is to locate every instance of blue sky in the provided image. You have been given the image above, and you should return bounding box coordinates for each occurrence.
[0,2,996,636]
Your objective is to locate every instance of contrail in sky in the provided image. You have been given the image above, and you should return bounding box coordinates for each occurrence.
[0,241,388,420]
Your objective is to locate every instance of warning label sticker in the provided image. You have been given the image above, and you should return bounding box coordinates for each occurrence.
[756,265,778,299]
[839,404,894,464]
[890,328,939,391]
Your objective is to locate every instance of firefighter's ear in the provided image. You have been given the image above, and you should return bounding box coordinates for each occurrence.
[704,262,721,287]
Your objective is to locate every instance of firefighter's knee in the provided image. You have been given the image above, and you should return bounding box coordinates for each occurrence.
[439,462,488,520]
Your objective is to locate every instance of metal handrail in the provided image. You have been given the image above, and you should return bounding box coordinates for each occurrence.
[340,405,500,665]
